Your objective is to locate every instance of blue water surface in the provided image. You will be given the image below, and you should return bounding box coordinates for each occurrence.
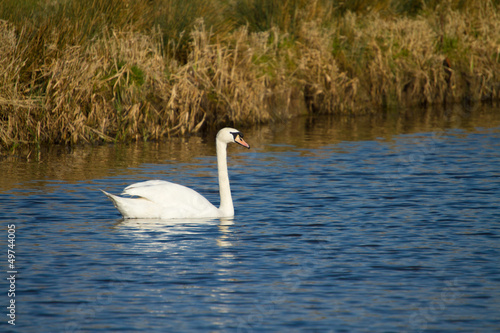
[1,114,500,332]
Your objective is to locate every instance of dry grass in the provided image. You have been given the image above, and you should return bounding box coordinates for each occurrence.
[0,0,499,151]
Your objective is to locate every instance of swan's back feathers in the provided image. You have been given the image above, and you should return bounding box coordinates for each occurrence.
[123,180,190,198]
[106,180,219,219]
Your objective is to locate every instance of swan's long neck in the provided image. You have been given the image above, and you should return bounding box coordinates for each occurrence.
[216,139,234,217]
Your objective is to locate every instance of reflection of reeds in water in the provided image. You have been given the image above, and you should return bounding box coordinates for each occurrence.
[1,103,498,192]
[0,0,498,150]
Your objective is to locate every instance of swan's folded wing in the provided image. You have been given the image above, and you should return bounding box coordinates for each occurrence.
[123,179,172,192]
[122,180,201,201]
[121,180,218,217]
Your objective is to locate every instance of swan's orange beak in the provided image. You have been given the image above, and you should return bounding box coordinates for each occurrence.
[235,136,250,149]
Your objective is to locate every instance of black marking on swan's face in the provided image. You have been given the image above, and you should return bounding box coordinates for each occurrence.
[231,131,243,141]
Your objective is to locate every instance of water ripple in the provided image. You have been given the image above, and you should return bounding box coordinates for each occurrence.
[2,121,500,332]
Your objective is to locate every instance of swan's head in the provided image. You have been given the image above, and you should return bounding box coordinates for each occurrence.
[217,127,250,149]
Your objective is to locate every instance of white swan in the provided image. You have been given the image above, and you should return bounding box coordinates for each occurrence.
[102,128,250,219]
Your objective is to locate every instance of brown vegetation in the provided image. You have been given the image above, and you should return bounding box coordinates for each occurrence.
[0,0,498,151]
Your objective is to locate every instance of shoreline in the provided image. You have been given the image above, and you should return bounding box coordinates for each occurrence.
[1,1,498,151]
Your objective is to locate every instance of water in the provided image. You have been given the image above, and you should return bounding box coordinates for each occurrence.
[1,104,500,332]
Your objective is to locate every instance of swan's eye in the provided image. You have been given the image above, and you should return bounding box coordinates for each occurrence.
[231,132,242,141]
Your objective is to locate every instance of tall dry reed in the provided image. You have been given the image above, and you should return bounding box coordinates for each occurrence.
[0,0,498,151]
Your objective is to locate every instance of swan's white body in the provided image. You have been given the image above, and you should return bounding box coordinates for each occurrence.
[102,128,250,219]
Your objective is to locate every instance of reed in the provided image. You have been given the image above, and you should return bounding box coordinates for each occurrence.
[0,0,498,151]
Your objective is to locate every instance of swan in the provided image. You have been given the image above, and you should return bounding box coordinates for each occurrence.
[102,127,250,219]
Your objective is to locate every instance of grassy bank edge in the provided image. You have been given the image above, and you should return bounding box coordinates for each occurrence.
[0,1,499,152]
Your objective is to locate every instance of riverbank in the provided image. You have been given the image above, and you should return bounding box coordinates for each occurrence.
[0,0,498,150]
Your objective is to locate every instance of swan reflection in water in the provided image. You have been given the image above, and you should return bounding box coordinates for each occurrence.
[115,217,240,318]
[115,217,236,251]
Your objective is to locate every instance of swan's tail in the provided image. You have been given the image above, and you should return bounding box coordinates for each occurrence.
[101,190,120,207]
[101,189,158,219]
[101,190,129,217]
[100,189,116,200]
